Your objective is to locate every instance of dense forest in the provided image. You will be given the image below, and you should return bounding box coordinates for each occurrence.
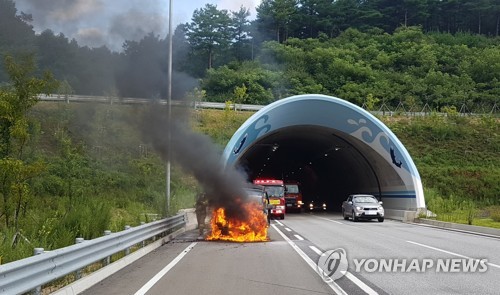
[1,0,500,111]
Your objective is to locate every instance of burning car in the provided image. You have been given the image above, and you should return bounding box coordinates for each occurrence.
[205,185,270,242]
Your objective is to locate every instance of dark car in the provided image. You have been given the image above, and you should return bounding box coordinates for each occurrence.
[308,200,327,211]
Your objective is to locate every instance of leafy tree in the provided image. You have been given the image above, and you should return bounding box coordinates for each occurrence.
[0,0,36,81]
[231,6,253,61]
[0,55,57,232]
[365,93,380,111]
[233,84,248,106]
[330,0,367,32]
[35,30,76,79]
[57,79,74,101]
[186,4,233,71]
[172,24,191,73]
[0,0,35,52]
[201,61,276,104]
[74,45,120,96]
[256,0,298,42]
[116,33,167,98]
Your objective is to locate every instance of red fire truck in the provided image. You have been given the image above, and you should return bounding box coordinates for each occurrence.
[284,181,303,213]
[253,179,286,220]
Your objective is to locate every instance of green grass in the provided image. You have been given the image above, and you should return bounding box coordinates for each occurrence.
[1,102,498,264]
[385,115,499,207]
[470,219,500,229]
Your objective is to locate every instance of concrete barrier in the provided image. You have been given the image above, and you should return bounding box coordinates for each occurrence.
[178,208,197,231]
[414,218,500,237]
[385,209,417,222]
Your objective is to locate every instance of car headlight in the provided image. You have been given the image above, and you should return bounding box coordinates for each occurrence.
[309,203,313,207]
[322,203,326,207]
[378,206,384,211]
[356,206,363,210]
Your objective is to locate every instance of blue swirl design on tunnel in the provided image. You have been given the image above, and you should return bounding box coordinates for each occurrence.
[225,95,409,173]
[232,115,272,156]
[346,118,406,170]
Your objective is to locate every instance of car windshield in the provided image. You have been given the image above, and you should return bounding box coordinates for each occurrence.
[354,196,378,203]
[244,189,264,198]
[285,184,299,193]
[264,185,284,197]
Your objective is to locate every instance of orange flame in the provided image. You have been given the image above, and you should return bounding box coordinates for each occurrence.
[206,202,269,242]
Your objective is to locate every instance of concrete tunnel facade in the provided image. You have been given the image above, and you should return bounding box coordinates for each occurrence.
[222,94,425,215]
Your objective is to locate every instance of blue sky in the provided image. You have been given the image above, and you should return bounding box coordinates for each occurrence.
[14,0,262,51]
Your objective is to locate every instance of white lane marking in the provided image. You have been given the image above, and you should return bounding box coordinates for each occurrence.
[407,241,500,269]
[315,216,344,225]
[272,224,348,295]
[309,246,378,294]
[294,234,304,241]
[344,272,378,295]
[275,220,284,226]
[309,245,322,255]
[285,228,292,232]
[134,242,197,295]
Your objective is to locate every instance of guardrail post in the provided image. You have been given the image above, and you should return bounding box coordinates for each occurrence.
[140,222,146,247]
[124,225,131,255]
[103,230,111,266]
[32,248,44,295]
[75,238,84,279]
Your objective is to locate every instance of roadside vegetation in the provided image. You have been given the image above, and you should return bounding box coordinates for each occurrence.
[1,83,499,264]
[385,113,499,227]
[1,0,499,265]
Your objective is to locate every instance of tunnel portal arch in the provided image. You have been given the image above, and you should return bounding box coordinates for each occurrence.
[223,94,425,212]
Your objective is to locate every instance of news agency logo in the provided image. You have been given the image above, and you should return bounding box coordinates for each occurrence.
[352,258,488,273]
[316,248,489,281]
[317,248,349,281]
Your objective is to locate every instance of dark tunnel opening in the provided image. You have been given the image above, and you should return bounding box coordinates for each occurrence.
[236,125,385,212]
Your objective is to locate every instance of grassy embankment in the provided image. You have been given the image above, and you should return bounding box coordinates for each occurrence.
[385,113,499,227]
[0,102,244,263]
[0,102,498,264]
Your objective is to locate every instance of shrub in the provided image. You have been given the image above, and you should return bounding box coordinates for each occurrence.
[488,206,500,222]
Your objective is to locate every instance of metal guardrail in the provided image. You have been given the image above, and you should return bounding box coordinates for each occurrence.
[37,95,498,116]
[37,94,264,111]
[0,214,186,295]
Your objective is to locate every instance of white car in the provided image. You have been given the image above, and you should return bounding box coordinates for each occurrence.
[342,194,384,222]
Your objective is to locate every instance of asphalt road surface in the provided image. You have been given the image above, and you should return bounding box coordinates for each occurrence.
[83,213,500,295]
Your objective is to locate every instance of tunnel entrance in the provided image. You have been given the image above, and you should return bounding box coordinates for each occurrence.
[223,95,425,214]
[238,125,385,211]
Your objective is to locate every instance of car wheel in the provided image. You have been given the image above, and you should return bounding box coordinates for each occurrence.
[280,214,285,220]
[342,209,349,220]
[352,211,358,222]
[378,217,384,222]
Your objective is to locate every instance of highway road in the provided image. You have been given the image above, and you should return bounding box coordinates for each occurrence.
[82,213,500,295]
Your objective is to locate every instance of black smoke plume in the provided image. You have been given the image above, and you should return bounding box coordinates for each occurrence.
[141,105,250,220]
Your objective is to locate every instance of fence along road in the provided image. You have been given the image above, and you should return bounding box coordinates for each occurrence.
[38,94,498,116]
